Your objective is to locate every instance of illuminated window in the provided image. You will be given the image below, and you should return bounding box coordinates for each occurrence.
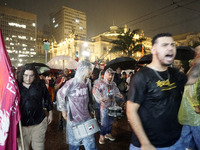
[18,54,26,57]
[32,23,36,27]
[30,52,36,55]
[18,36,26,40]
[75,19,79,23]
[54,24,58,28]
[7,50,12,53]
[8,22,26,28]
[79,27,83,30]
[52,18,55,23]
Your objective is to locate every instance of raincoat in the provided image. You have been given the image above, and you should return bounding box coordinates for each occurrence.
[178,78,200,126]
[57,60,93,123]
[56,61,97,148]
[93,78,121,109]
[93,71,122,126]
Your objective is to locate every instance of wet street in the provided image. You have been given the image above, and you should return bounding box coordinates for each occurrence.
[45,107,132,150]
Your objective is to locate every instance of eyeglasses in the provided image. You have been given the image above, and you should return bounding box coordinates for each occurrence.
[23,74,35,78]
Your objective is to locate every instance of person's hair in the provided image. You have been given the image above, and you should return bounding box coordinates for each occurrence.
[122,71,126,75]
[152,33,172,46]
[129,71,133,75]
[18,64,40,85]
[116,67,121,70]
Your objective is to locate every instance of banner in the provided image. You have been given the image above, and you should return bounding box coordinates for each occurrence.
[0,30,21,150]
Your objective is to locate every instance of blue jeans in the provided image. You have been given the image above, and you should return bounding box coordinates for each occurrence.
[181,125,200,150]
[66,121,97,150]
[100,108,114,135]
[129,138,185,150]
[95,102,101,123]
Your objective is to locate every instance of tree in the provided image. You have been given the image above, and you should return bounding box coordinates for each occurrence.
[110,28,146,57]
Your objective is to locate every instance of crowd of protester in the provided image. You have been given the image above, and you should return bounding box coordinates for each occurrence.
[13,32,200,150]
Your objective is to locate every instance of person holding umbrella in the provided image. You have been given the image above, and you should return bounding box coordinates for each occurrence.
[126,33,200,150]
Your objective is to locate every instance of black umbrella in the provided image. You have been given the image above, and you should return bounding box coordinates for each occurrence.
[26,63,50,74]
[175,46,195,60]
[137,54,152,64]
[104,57,137,71]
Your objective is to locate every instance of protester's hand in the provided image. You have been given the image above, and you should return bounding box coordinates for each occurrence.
[194,106,200,114]
[141,143,156,150]
[101,98,108,102]
[61,77,65,83]
[116,93,123,99]
[62,111,68,120]
[110,98,115,101]
[47,111,53,125]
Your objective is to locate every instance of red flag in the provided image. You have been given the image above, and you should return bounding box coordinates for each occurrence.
[0,30,21,150]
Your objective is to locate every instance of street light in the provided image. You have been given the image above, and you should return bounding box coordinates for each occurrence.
[83,42,88,47]
[82,50,90,58]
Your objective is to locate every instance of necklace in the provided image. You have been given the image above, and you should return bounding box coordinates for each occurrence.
[152,69,170,81]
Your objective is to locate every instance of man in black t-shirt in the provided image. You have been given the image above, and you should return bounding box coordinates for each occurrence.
[126,33,200,150]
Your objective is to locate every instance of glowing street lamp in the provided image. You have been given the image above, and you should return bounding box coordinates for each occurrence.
[82,50,90,58]
[83,42,88,47]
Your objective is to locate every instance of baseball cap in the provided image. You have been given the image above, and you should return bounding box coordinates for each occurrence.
[105,68,115,74]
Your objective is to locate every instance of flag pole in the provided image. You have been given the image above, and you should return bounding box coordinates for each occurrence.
[19,120,25,150]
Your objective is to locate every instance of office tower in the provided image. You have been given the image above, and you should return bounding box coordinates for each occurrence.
[50,6,87,43]
[0,6,37,67]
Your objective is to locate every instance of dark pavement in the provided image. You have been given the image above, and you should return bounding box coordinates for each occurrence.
[45,107,132,150]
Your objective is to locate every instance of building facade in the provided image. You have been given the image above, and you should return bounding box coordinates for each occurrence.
[0,6,37,67]
[49,25,152,66]
[174,32,200,46]
[50,6,87,44]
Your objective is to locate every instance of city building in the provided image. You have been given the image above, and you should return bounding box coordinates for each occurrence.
[49,24,152,66]
[50,6,87,44]
[0,5,37,67]
[174,32,200,46]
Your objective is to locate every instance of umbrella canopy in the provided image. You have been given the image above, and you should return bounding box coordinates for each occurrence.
[104,57,137,71]
[47,55,78,70]
[25,63,50,74]
[138,54,152,64]
[175,46,195,60]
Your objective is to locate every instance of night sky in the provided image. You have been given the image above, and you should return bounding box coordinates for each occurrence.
[3,0,200,38]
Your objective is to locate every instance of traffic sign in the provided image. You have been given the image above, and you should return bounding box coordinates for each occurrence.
[43,41,50,50]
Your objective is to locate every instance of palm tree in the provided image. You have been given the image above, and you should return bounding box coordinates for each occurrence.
[110,28,146,57]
